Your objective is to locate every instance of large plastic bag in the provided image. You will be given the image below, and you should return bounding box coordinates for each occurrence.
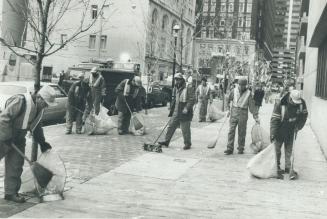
[247,143,278,179]
[85,105,116,135]
[129,113,145,136]
[21,150,66,200]
[250,124,270,154]
[207,101,224,122]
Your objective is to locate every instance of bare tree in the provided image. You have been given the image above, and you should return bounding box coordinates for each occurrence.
[0,0,109,91]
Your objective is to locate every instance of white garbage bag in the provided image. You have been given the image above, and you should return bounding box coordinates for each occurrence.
[85,105,116,135]
[249,124,270,154]
[207,101,224,122]
[247,143,278,179]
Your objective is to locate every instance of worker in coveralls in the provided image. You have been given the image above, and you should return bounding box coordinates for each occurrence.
[271,89,308,179]
[0,85,55,203]
[196,77,213,122]
[65,73,91,134]
[115,76,143,135]
[89,67,106,115]
[158,73,196,150]
[224,78,259,155]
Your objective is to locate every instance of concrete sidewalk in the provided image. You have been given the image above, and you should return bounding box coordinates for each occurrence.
[11,103,327,218]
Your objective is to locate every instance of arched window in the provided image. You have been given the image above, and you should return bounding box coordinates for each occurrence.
[151,9,158,26]
[162,15,169,31]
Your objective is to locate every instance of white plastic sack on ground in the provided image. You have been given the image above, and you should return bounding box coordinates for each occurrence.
[250,124,270,154]
[129,113,145,136]
[247,143,278,179]
[21,150,66,200]
[85,105,116,135]
[207,101,224,122]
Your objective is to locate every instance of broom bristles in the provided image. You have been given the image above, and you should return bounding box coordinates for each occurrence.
[31,162,54,188]
[133,116,143,130]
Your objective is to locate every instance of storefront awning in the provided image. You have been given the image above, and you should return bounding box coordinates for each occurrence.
[310,5,327,47]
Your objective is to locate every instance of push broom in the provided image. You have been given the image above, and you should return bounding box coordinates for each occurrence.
[11,143,53,189]
[207,113,228,149]
[124,97,143,130]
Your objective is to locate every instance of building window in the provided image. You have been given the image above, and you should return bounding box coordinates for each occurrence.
[89,35,96,49]
[316,41,327,99]
[229,3,234,12]
[60,34,67,46]
[100,35,107,49]
[91,5,98,19]
[246,3,252,13]
[220,19,225,26]
[239,3,244,12]
[238,18,243,27]
[221,3,226,12]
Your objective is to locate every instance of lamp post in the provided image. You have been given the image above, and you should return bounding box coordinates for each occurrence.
[172,24,180,93]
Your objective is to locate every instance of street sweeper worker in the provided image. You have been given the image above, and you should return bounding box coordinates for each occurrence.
[115,76,143,135]
[270,89,308,180]
[158,73,196,150]
[224,78,259,155]
[196,77,213,122]
[65,73,92,134]
[89,67,106,115]
[0,85,56,203]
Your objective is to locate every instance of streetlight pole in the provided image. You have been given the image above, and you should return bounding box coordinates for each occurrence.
[172,24,180,100]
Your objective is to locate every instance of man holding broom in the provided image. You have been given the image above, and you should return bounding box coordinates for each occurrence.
[158,73,196,150]
[0,85,55,203]
[271,89,308,179]
[115,76,143,135]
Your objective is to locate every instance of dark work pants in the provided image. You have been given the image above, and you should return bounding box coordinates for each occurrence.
[66,108,83,133]
[118,111,131,133]
[164,116,191,147]
[227,107,248,152]
[275,130,295,170]
[0,130,27,195]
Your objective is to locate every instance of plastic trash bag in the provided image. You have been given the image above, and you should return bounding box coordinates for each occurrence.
[207,101,224,122]
[250,124,270,154]
[129,113,145,136]
[247,143,278,179]
[21,150,66,200]
[85,105,116,135]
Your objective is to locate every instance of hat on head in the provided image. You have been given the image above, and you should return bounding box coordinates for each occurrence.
[78,72,85,79]
[133,76,142,87]
[38,85,57,106]
[290,90,302,104]
[238,78,248,86]
[90,67,98,73]
[174,73,183,79]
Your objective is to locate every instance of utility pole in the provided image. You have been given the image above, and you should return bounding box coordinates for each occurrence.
[179,6,184,73]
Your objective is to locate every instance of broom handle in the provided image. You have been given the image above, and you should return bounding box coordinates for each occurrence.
[153,118,171,145]
[124,97,134,115]
[11,143,33,165]
[290,129,298,172]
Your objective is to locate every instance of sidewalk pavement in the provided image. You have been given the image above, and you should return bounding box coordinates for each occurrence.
[8,103,327,218]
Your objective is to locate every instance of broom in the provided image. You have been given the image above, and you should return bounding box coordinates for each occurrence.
[207,113,228,149]
[11,143,53,189]
[124,97,143,130]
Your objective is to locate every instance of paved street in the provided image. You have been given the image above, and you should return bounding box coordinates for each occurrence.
[2,100,326,218]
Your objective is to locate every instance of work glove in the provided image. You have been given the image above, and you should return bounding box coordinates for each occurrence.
[182,108,188,114]
[270,135,275,143]
[255,117,260,124]
[40,142,52,153]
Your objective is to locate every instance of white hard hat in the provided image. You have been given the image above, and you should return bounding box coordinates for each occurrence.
[174,73,183,79]
[290,90,302,104]
[90,67,98,73]
[38,85,57,106]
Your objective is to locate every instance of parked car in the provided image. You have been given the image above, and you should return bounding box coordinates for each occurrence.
[0,81,68,122]
[146,84,170,108]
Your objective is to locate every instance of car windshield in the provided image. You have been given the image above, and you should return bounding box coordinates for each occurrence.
[0,85,27,95]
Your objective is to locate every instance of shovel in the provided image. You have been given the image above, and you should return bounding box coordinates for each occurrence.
[207,113,228,149]
[11,143,53,189]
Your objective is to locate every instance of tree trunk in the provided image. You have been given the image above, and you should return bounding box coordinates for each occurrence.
[34,54,43,92]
